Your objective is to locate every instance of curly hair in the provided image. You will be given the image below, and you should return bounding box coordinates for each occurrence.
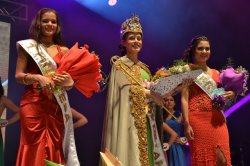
[29,8,65,46]
[183,35,210,63]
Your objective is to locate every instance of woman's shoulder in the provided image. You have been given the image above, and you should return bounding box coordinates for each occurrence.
[59,46,69,54]
[210,68,220,76]
[211,68,219,73]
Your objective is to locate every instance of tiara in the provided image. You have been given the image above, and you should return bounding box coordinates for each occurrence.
[120,15,143,39]
[190,35,208,45]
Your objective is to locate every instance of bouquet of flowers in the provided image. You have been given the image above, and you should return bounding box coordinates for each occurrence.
[151,60,203,96]
[219,66,248,96]
[56,43,102,98]
[152,60,204,82]
[36,43,103,99]
[152,60,188,81]
[212,94,226,111]
[212,64,248,111]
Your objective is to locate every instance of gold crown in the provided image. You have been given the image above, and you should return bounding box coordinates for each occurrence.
[120,15,143,39]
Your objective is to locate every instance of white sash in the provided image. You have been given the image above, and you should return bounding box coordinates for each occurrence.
[147,113,168,166]
[194,72,218,99]
[17,39,80,166]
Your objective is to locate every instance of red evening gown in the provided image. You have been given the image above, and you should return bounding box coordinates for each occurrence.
[16,53,65,166]
[16,44,102,166]
[188,69,231,166]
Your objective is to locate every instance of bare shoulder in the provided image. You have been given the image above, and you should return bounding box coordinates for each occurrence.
[60,46,69,54]
[210,68,219,74]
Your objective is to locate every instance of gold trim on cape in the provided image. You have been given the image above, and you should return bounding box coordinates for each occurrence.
[114,58,150,166]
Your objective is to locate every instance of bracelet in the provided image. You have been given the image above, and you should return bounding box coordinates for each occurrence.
[23,74,29,85]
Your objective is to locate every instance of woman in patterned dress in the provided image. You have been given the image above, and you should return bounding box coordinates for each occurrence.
[181,35,235,165]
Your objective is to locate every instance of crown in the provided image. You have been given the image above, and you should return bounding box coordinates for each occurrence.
[120,15,143,39]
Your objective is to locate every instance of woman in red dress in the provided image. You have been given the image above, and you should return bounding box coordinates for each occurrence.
[15,8,76,166]
[181,36,235,165]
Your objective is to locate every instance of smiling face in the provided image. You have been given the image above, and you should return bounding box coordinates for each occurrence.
[40,11,57,37]
[193,40,210,65]
[122,32,142,55]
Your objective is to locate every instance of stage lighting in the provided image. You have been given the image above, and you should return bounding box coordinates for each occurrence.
[225,93,250,118]
[108,0,117,6]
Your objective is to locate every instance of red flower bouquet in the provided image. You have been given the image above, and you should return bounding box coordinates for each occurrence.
[56,43,102,98]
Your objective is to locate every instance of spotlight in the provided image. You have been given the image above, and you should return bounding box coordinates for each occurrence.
[108,0,117,6]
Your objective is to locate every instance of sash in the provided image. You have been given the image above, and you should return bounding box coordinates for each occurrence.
[194,72,218,99]
[147,112,168,166]
[17,39,80,166]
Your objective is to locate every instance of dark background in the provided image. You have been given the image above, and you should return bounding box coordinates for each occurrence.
[1,0,250,165]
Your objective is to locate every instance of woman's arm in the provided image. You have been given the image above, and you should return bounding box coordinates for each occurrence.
[15,46,30,84]
[181,87,194,140]
[71,108,88,129]
[2,96,20,126]
[145,89,164,106]
[15,46,55,91]
[163,123,178,147]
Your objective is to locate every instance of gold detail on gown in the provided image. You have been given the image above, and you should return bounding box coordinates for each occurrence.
[114,59,150,166]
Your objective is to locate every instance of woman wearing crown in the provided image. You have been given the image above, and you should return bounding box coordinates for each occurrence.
[101,16,170,166]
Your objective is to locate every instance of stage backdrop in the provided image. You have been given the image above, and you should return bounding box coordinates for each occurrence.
[0,21,11,146]
[1,0,250,165]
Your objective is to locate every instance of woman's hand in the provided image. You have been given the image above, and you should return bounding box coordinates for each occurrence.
[175,137,183,144]
[222,90,236,102]
[184,122,194,140]
[36,74,55,93]
[182,78,193,88]
[145,89,164,106]
[53,71,74,88]
[142,81,154,89]
[163,142,170,151]
[176,78,193,92]
[175,136,188,145]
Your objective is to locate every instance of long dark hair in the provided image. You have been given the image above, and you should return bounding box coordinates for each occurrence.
[29,8,65,45]
[183,35,210,63]
[118,32,129,56]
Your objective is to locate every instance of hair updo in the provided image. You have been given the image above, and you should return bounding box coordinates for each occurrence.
[183,35,210,63]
